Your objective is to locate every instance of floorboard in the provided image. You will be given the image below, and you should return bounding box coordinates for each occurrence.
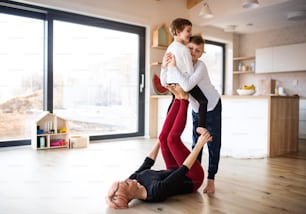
[0,138,305,214]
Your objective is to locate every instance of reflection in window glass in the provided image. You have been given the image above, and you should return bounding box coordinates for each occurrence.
[201,44,223,94]
[0,13,44,141]
[53,20,139,136]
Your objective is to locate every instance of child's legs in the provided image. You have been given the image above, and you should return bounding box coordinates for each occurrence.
[189,86,208,128]
[159,99,180,169]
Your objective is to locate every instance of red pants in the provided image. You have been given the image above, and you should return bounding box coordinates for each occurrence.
[159,99,204,191]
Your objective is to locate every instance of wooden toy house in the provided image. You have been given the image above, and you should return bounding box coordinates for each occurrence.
[152,24,171,48]
[32,112,69,149]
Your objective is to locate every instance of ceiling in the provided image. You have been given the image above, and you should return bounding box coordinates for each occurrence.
[188,0,306,34]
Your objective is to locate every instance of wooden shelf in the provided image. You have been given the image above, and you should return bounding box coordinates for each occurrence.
[152,45,167,50]
[233,56,255,61]
[37,145,68,150]
[233,56,255,73]
[151,62,162,66]
[233,71,255,74]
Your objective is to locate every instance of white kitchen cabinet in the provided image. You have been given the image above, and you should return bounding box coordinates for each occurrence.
[256,43,306,73]
[255,48,273,73]
[221,97,268,158]
[222,95,299,158]
[274,43,306,72]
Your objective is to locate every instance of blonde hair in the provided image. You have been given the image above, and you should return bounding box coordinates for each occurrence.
[106,181,129,209]
[190,35,205,45]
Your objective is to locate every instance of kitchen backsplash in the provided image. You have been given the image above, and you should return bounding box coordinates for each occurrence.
[239,71,305,97]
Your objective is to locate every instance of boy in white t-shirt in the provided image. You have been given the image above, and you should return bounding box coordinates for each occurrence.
[160,18,208,135]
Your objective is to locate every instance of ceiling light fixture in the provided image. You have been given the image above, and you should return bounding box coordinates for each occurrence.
[242,0,259,9]
[287,11,306,21]
[199,1,213,19]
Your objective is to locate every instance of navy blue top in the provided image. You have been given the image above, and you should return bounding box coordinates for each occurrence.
[129,157,194,202]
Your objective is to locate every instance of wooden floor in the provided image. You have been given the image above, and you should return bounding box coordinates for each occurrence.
[0,138,305,214]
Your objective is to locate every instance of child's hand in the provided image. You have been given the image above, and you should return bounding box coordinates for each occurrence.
[162,53,173,68]
[167,54,176,68]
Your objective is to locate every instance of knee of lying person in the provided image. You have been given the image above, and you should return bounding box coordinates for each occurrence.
[167,134,180,145]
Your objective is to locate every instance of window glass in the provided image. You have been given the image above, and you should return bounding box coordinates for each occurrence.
[53,20,139,136]
[200,43,224,94]
[0,13,44,141]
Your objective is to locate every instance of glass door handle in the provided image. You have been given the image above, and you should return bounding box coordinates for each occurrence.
[140,74,145,93]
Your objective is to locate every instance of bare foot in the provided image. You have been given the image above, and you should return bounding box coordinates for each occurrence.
[173,85,188,100]
[197,127,208,135]
[203,179,215,193]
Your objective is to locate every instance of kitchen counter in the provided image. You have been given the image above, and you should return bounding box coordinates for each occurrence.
[149,95,299,158]
[221,95,299,157]
[222,95,298,99]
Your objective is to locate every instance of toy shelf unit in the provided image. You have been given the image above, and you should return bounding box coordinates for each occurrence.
[32,112,69,150]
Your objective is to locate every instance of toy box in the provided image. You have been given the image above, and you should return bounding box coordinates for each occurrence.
[69,135,89,148]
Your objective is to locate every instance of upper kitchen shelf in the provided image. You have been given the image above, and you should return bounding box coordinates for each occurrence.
[233,56,255,61]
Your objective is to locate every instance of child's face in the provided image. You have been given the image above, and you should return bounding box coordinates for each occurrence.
[188,42,204,63]
[176,25,192,45]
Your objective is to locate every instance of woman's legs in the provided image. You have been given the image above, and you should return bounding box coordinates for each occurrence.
[159,98,181,169]
[166,98,204,190]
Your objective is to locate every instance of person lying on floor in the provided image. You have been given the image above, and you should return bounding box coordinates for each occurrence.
[106,85,212,209]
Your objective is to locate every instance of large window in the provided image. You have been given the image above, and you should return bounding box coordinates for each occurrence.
[0,2,145,146]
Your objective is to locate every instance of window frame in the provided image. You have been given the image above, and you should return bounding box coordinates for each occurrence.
[0,1,146,147]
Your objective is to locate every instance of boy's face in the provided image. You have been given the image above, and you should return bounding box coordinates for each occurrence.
[187,42,204,63]
[176,25,192,45]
